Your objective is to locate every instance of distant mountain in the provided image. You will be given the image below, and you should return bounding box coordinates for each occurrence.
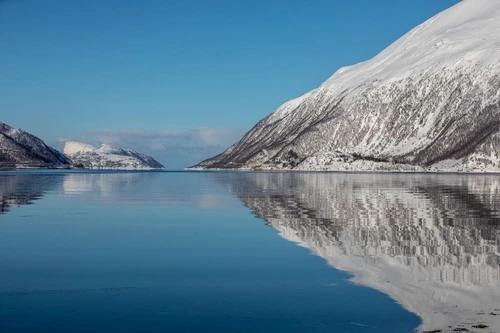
[64,141,165,170]
[195,0,500,172]
[0,121,71,170]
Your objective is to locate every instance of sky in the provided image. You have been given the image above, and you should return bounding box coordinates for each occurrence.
[0,0,460,169]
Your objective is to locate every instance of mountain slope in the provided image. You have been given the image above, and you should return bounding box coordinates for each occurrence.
[195,0,500,172]
[0,122,71,169]
[64,141,165,170]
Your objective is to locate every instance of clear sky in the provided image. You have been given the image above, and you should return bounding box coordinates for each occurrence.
[0,0,460,168]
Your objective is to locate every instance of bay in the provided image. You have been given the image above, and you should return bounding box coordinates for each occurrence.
[0,171,499,332]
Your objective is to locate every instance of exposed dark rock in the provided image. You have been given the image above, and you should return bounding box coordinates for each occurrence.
[0,122,71,169]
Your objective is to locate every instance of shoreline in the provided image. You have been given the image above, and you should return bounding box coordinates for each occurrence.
[186,167,500,175]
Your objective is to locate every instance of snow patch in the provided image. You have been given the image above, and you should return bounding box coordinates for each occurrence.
[63,141,97,156]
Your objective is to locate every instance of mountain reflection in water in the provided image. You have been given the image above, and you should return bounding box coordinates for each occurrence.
[1,171,499,332]
[214,172,500,332]
[0,173,62,214]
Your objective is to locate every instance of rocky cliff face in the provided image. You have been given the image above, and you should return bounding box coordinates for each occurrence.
[217,172,500,332]
[0,122,71,169]
[196,0,500,172]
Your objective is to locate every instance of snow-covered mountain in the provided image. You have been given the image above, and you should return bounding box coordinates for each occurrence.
[64,141,165,170]
[195,0,500,172]
[0,121,71,169]
[218,172,500,332]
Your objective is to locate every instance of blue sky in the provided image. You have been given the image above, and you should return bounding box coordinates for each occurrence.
[0,0,460,168]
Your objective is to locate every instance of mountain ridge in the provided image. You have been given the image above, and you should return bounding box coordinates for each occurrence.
[64,141,165,170]
[0,121,166,170]
[194,0,500,172]
[0,121,71,169]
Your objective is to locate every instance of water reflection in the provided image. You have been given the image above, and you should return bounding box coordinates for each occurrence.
[215,172,500,332]
[2,171,499,331]
[0,174,62,214]
[62,171,239,208]
[0,172,238,215]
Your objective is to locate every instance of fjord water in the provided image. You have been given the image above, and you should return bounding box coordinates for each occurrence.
[0,172,499,332]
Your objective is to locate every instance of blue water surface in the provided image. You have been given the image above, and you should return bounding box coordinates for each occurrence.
[0,171,421,332]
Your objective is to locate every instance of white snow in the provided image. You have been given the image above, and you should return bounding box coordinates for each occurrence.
[266,90,316,123]
[199,0,500,173]
[63,141,164,170]
[319,0,500,93]
[63,141,97,156]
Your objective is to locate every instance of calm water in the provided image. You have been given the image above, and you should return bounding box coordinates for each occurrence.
[0,171,499,333]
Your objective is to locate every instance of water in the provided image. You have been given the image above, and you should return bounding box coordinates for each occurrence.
[0,171,499,333]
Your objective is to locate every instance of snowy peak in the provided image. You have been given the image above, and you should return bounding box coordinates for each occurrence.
[65,142,127,156]
[323,0,500,90]
[97,144,126,155]
[195,1,500,172]
[63,141,97,156]
[64,141,165,170]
